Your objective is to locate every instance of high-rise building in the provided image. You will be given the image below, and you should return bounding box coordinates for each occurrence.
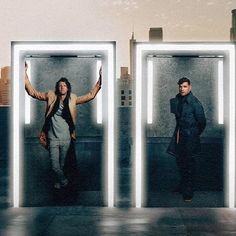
[0,66,11,106]
[149,27,163,42]
[117,67,133,107]
[129,32,136,79]
[230,9,236,41]
[116,32,136,108]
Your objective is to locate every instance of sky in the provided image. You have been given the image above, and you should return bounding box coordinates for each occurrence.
[0,0,236,76]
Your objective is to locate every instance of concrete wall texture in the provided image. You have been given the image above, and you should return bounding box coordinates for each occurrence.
[23,58,104,206]
[143,57,223,196]
[147,57,222,137]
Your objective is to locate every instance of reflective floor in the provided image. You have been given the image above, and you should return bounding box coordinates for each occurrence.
[0,207,236,236]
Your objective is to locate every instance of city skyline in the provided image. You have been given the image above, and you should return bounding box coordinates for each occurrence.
[0,0,236,75]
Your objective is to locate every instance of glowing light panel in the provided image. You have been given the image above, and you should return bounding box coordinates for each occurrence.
[218,60,224,124]
[13,48,20,208]
[135,46,142,208]
[96,60,102,124]
[25,60,31,124]
[147,60,153,124]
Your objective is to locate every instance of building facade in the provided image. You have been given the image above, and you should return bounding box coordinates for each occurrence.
[117,67,133,107]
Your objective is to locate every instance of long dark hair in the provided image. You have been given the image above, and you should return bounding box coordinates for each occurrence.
[55,77,72,97]
[43,78,74,134]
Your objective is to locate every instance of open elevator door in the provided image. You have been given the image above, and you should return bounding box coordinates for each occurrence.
[12,42,116,207]
[133,43,235,208]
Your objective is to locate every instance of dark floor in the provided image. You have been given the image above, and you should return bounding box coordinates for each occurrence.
[0,158,229,235]
[0,170,234,236]
[0,206,236,236]
[147,191,224,207]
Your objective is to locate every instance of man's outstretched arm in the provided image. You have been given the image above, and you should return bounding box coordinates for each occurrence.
[24,62,48,101]
[76,67,102,104]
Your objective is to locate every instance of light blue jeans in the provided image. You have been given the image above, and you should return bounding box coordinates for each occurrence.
[48,139,71,183]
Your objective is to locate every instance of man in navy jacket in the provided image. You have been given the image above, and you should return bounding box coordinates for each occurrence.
[167,77,206,202]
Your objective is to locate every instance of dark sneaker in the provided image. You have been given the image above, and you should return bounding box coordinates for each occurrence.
[183,194,193,202]
[54,182,61,189]
[61,178,69,188]
[182,187,193,202]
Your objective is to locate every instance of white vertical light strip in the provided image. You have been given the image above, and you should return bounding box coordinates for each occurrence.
[228,47,235,208]
[13,46,20,207]
[135,44,235,208]
[135,46,142,208]
[96,60,102,124]
[13,43,115,208]
[107,46,114,207]
[25,60,31,124]
[218,60,224,124]
[147,59,153,124]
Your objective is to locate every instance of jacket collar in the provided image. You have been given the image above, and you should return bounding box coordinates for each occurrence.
[176,91,193,104]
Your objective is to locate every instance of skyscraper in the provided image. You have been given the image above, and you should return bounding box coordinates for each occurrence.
[0,66,10,106]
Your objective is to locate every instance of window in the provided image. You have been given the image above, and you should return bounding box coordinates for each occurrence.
[121,101,125,106]
[129,96,132,100]
[121,96,126,100]
[121,90,124,94]
[129,90,132,94]
[129,101,132,106]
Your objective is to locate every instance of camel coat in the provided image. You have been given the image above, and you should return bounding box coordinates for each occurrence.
[25,78,101,144]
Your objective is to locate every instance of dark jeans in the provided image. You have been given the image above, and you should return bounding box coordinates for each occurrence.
[176,151,195,196]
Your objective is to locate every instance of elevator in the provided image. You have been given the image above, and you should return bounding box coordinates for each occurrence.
[11,42,116,207]
[133,43,235,208]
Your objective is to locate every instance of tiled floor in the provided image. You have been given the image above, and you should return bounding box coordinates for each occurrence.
[0,207,236,235]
